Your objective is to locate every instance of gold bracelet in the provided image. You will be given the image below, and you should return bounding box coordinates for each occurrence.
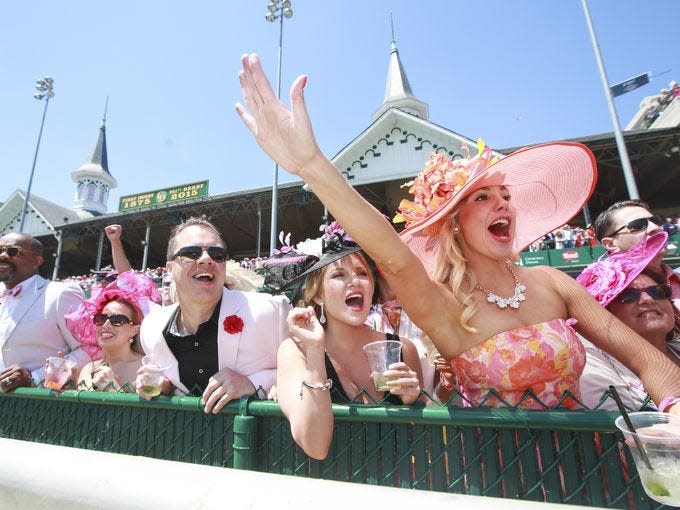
[299,378,333,399]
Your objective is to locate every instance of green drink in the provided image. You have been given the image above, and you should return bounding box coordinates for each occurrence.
[139,385,161,398]
[639,460,680,506]
[371,372,390,392]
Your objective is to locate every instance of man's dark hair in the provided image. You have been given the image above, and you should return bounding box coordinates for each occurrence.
[166,217,226,261]
[593,199,652,241]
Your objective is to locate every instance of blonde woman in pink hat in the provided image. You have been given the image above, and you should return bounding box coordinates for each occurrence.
[236,54,680,413]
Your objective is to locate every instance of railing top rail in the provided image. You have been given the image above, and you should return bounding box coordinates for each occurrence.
[1,388,620,432]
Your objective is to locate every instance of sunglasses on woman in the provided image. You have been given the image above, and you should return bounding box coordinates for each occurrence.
[608,215,663,237]
[618,284,672,304]
[171,245,227,263]
[92,314,136,326]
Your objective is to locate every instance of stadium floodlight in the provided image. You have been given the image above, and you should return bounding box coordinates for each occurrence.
[264,1,294,256]
[19,76,54,232]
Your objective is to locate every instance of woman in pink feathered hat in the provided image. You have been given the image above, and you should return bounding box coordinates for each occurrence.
[236,54,680,412]
[66,271,160,392]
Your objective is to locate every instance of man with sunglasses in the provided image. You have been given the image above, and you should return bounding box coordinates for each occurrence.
[0,233,89,392]
[594,199,680,309]
[137,217,290,414]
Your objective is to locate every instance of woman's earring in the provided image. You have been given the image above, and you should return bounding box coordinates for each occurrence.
[129,338,134,344]
[319,303,327,324]
[453,225,460,234]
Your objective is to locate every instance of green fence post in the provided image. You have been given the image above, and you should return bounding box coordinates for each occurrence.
[232,396,257,470]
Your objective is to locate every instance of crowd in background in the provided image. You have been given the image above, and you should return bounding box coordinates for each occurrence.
[639,80,680,129]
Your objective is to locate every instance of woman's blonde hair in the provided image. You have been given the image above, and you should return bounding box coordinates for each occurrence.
[430,211,479,333]
[302,252,375,324]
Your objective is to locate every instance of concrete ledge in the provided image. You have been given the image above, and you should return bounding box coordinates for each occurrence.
[0,439,602,510]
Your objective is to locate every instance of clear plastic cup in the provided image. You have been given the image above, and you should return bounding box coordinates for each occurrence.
[614,412,680,506]
[138,356,166,398]
[362,340,402,391]
[44,357,78,391]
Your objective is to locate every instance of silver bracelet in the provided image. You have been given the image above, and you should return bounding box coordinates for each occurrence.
[299,378,333,399]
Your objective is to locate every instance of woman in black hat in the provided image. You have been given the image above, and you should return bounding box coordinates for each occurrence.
[276,223,423,460]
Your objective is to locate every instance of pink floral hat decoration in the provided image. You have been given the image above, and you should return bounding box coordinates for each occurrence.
[577,231,668,308]
[65,271,161,359]
[395,140,598,274]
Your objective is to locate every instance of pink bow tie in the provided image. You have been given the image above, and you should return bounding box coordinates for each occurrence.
[0,285,21,299]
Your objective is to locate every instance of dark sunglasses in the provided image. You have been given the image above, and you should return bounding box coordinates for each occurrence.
[0,246,21,257]
[618,284,672,304]
[608,216,663,237]
[92,314,136,327]
[96,274,118,283]
[171,245,227,263]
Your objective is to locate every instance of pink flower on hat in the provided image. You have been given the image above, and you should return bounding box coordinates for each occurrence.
[576,231,668,308]
[577,259,627,306]
[393,139,497,226]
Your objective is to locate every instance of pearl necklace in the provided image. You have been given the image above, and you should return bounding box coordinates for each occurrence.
[475,261,526,310]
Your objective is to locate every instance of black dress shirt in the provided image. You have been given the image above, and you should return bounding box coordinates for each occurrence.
[163,301,220,395]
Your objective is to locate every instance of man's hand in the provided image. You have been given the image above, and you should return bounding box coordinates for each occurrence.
[201,367,255,414]
[0,365,33,392]
[104,224,122,242]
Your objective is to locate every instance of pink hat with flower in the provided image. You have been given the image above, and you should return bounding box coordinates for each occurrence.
[576,231,668,307]
[65,271,161,360]
[395,140,598,274]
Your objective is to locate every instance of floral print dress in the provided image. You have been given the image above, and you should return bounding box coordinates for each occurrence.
[450,319,586,409]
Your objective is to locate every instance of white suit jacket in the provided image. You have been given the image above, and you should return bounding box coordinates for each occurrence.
[0,275,90,382]
[140,288,290,396]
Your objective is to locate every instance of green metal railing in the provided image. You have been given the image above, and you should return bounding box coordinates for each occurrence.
[0,388,667,509]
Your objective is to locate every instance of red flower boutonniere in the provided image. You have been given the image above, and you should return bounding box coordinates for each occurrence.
[223,314,244,334]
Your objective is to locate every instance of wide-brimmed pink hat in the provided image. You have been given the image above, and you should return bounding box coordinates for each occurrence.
[396,141,598,274]
[577,231,668,307]
[65,271,160,359]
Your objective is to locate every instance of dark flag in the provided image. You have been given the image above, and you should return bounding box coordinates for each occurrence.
[610,73,650,98]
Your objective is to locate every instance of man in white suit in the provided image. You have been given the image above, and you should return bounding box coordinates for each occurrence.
[0,233,89,391]
[136,218,290,414]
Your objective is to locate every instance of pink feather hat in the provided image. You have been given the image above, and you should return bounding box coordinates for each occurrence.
[395,141,598,274]
[65,271,161,360]
[577,231,668,307]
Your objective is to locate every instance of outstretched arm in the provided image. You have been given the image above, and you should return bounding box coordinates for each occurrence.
[548,267,680,414]
[235,54,459,351]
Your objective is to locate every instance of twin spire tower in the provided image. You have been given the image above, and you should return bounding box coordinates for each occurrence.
[71,98,117,217]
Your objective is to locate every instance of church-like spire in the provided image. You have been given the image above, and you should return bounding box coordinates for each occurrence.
[373,14,429,121]
[71,98,117,217]
[88,97,110,175]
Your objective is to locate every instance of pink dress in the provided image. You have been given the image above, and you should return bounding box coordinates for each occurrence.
[450,319,586,409]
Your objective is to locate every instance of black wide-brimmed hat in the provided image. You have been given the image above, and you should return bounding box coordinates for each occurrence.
[257,222,362,298]
[280,222,362,290]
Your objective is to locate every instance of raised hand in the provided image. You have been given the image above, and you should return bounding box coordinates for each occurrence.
[104,224,122,242]
[287,306,325,355]
[236,53,322,176]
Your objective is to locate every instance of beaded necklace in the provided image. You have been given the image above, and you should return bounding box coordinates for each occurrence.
[475,261,526,310]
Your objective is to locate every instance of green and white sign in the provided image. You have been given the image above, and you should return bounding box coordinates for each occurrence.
[119,180,209,212]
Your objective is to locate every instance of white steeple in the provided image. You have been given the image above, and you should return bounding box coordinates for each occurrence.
[71,99,117,217]
[372,15,429,121]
